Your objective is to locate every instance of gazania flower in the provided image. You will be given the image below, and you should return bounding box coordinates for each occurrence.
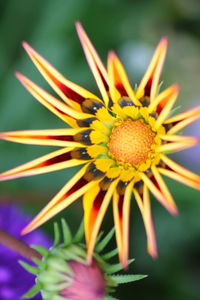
[1,22,200,268]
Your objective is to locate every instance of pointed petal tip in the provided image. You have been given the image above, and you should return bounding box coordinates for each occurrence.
[121,259,129,270]
[149,249,158,259]
[172,83,180,92]
[158,37,168,49]
[108,50,117,59]
[22,41,30,50]
[21,226,30,236]
[15,72,25,82]
[75,21,84,35]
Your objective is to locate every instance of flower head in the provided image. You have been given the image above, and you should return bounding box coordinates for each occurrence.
[21,220,145,300]
[0,203,51,300]
[0,22,200,267]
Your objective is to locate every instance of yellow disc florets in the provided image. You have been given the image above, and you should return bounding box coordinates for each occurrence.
[108,119,155,166]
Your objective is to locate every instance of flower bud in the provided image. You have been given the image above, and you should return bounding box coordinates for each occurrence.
[21,220,146,300]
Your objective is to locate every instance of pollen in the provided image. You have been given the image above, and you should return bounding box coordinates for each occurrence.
[108,119,155,166]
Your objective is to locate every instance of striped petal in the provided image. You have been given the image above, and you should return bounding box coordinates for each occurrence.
[22,42,100,110]
[165,106,200,135]
[157,136,199,152]
[16,73,93,127]
[134,185,157,258]
[0,128,85,147]
[0,147,87,181]
[148,84,179,114]
[154,84,179,129]
[140,172,177,214]
[75,22,109,106]
[22,164,96,234]
[151,165,178,214]
[107,51,140,105]
[136,38,168,101]
[83,179,119,263]
[159,154,200,190]
[113,181,134,268]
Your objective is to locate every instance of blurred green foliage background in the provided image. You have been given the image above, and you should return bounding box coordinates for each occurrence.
[0,0,200,299]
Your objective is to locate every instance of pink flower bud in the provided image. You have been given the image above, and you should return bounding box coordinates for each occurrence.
[60,260,106,300]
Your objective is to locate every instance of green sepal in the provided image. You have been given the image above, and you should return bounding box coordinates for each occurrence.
[104,296,119,300]
[19,260,39,275]
[109,274,148,284]
[31,244,49,257]
[23,283,41,298]
[73,220,84,243]
[53,222,60,246]
[61,218,72,246]
[106,259,134,274]
[47,256,72,275]
[102,248,118,260]
[32,257,45,268]
[95,228,115,253]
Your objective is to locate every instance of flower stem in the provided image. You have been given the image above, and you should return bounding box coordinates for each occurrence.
[0,229,42,260]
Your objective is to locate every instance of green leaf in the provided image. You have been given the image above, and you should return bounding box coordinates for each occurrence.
[31,244,49,257]
[109,274,147,284]
[73,220,84,243]
[23,284,41,298]
[106,259,135,274]
[19,260,39,275]
[102,248,118,260]
[61,218,72,246]
[104,296,119,300]
[96,228,115,252]
[54,222,60,246]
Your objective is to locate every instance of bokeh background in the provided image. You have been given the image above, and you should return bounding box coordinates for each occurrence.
[0,0,200,299]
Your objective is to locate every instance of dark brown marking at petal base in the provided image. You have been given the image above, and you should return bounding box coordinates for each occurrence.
[73,129,93,145]
[84,163,105,181]
[77,117,97,127]
[118,97,135,108]
[81,99,104,114]
[71,147,91,160]
[117,181,129,195]
[99,176,116,191]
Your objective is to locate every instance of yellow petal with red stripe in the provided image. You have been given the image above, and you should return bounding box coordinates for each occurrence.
[136,38,168,101]
[107,51,139,105]
[166,106,200,135]
[22,42,100,110]
[75,22,109,106]
[16,73,93,127]
[149,84,179,114]
[157,136,199,153]
[154,84,179,129]
[151,165,178,214]
[84,179,119,263]
[0,147,87,181]
[159,154,200,190]
[134,186,157,258]
[140,172,177,214]
[113,180,134,268]
[0,128,86,147]
[22,164,95,234]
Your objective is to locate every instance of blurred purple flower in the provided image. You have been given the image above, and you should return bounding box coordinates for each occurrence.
[0,202,52,300]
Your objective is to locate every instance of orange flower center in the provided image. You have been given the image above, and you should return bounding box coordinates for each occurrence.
[108,119,155,166]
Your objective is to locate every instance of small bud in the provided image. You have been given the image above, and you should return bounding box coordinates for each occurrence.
[22,220,147,300]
